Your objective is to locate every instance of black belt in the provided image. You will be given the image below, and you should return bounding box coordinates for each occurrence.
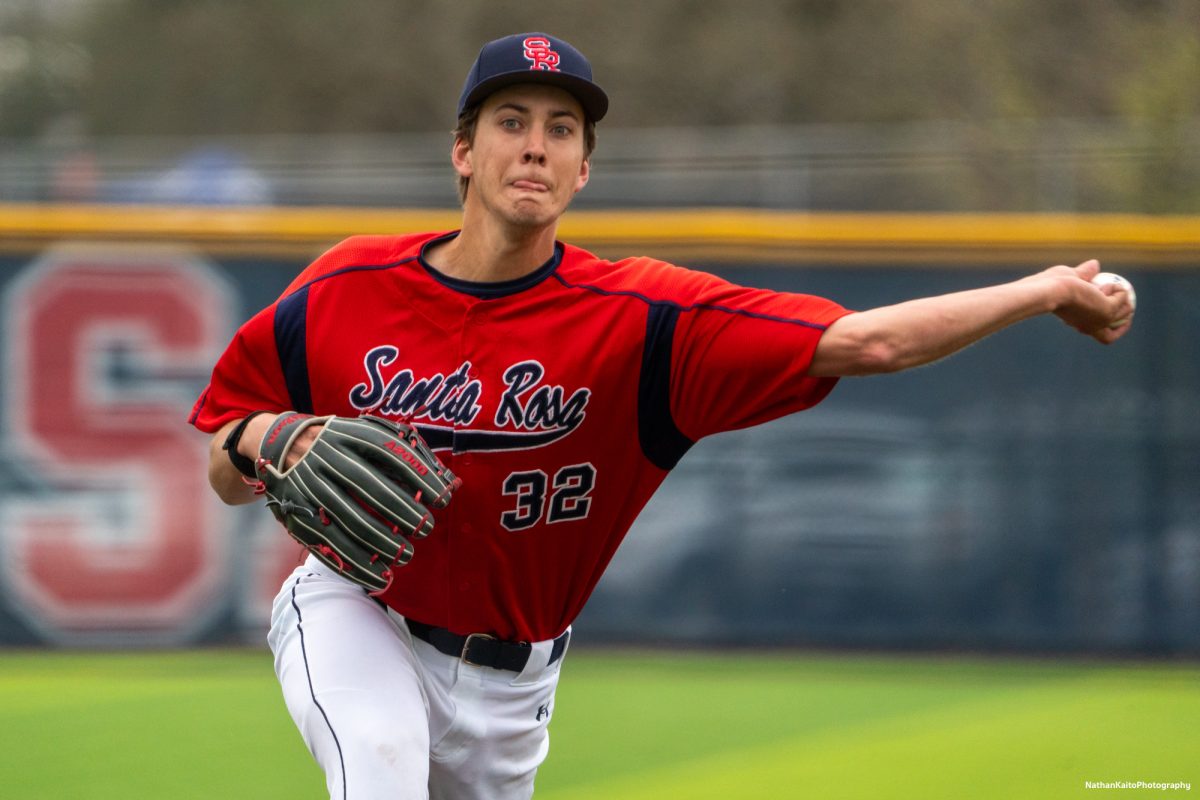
[405,619,569,672]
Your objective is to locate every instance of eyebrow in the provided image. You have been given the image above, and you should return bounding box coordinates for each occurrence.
[493,102,581,123]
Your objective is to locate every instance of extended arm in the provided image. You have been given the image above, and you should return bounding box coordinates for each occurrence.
[809,260,1134,377]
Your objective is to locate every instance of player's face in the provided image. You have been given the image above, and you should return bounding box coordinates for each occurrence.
[454,84,590,229]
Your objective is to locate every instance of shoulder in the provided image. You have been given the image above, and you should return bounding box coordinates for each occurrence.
[554,243,732,306]
[282,231,447,296]
[555,242,850,330]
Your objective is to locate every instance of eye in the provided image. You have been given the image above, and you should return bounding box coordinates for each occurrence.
[550,124,573,137]
[500,117,521,130]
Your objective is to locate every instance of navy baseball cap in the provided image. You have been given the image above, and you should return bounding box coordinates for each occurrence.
[457,33,608,122]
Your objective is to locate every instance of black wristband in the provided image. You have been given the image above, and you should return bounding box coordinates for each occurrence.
[222,411,270,478]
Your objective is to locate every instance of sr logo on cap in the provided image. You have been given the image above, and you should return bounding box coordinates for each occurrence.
[523,37,561,71]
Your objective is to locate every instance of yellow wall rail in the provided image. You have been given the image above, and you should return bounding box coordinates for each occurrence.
[1,204,1197,266]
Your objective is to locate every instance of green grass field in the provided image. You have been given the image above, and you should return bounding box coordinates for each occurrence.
[0,648,1195,799]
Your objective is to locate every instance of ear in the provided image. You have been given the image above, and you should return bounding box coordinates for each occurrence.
[573,157,590,194]
[451,136,473,180]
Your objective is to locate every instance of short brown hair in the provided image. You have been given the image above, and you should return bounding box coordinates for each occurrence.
[452,106,597,205]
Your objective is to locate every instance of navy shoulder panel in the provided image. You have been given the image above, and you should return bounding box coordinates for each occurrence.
[274,286,313,414]
[638,303,694,470]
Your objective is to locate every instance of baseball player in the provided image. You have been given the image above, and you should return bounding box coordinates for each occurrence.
[190,32,1134,800]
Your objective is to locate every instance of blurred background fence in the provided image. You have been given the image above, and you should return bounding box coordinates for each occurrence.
[4,118,1200,211]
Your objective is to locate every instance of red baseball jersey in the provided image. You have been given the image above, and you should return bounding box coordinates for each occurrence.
[191,232,853,641]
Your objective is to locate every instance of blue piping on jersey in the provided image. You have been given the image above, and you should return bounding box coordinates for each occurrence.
[282,256,421,300]
[276,236,564,301]
[550,272,831,330]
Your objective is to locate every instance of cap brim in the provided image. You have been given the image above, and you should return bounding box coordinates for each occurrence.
[461,71,608,122]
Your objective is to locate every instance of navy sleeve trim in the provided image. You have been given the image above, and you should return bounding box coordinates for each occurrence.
[274,286,314,414]
[188,387,208,425]
[639,303,694,470]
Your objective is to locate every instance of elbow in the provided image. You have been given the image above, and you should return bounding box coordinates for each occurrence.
[838,327,907,376]
[813,315,908,377]
[855,338,906,375]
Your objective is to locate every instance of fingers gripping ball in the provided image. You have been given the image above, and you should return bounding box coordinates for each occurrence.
[1091,272,1137,328]
[256,413,462,593]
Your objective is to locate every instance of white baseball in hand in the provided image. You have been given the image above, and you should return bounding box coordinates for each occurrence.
[1091,272,1136,327]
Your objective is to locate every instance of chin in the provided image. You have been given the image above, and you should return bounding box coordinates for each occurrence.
[505,203,563,229]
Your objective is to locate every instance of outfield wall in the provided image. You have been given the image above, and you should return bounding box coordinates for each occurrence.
[0,205,1196,653]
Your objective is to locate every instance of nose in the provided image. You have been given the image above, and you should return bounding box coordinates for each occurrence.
[521,129,547,166]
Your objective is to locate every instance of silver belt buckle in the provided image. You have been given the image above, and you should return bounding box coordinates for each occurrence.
[461,632,497,667]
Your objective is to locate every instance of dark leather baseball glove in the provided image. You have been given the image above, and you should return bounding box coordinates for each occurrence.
[255,412,461,593]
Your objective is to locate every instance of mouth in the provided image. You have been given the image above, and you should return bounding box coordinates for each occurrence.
[510,179,550,193]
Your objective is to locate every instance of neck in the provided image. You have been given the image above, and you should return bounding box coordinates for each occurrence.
[428,205,559,283]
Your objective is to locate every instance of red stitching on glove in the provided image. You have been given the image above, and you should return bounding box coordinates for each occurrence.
[315,545,345,573]
[240,475,266,495]
[432,477,460,505]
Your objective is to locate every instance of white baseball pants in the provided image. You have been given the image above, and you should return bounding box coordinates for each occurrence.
[267,556,567,800]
